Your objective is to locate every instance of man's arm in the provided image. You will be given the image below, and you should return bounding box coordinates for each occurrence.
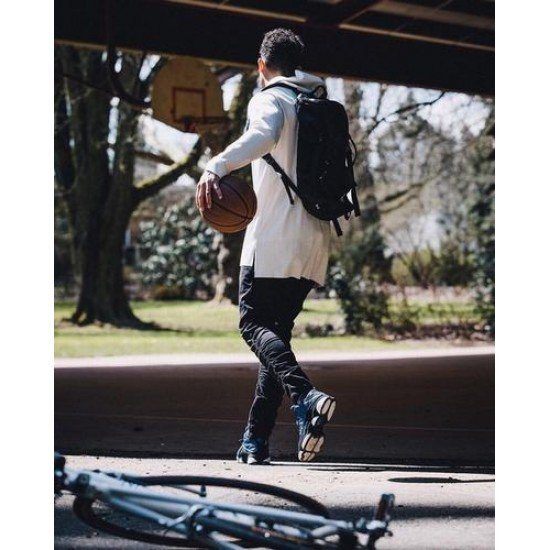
[196,93,283,212]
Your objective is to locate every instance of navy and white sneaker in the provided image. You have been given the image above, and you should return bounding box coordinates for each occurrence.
[236,436,271,465]
[291,388,336,462]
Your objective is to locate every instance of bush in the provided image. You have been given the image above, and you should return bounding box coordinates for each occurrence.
[389,249,439,288]
[390,246,476,289]
[137,195,218,300]
[327,262,388,334]
[436,243,475,287]
[387,299,422,332]
[390,256,415,287]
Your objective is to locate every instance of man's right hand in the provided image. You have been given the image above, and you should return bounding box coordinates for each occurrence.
[196,170,223,213]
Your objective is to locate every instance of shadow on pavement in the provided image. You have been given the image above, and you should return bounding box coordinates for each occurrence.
[386,476,495,484]
[327,504,495,522]
[295,463,495,475]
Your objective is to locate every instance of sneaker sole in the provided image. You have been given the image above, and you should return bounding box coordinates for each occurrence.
[298,396,336,463]
[315,395,336,424]
[237,454,271,465]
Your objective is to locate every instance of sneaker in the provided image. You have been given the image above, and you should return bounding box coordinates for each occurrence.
[236,436,271,465]
[291,388,336,462]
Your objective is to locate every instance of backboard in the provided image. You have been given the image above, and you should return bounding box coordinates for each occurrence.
[152,56,227,134]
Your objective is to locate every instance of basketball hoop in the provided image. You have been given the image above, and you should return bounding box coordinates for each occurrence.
[152,56,228,135]
[174,116,229,134]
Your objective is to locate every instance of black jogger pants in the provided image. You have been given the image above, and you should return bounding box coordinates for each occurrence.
[238,263,315,440]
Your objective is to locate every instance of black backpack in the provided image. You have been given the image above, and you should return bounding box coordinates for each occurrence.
[261,82,361,236]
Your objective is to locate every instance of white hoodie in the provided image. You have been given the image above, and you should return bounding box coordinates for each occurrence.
[205,71,332,288]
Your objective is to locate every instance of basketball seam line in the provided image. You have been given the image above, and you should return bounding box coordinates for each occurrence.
[222,178,257,219]
[210,194,253,220]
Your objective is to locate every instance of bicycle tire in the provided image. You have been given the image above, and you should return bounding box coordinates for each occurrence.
[73,474,330,548]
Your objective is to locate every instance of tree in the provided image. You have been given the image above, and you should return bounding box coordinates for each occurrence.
[372,90,461,293]
[326,82,391,334]
[54,45,202,327]
[341,82,390,278]
[467,103,495,334]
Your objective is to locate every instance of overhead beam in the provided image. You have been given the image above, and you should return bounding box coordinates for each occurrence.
[349,10,493,49]
[307,0,384,26]
[165,0,491,51]
[54,0,494,96]
[372,1,495,31]
[165,0,306,22]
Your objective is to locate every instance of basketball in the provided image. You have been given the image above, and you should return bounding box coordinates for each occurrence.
[200,175,257,233]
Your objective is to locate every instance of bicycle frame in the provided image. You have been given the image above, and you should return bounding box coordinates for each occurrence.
[57,457,394,550]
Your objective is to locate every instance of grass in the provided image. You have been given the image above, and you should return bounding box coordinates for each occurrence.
[54,298,439,358]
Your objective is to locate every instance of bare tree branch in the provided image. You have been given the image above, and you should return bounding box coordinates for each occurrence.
[134,149,175,166]
[378,166,447,214]
[134,139,204,202]
[367,91,446,136]
[369,84,387,130]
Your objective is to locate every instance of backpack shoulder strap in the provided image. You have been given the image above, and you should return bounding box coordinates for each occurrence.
[261,82,300,96]
[332,218,343,237]
[351,186,361,217]
[262,153,300,205]
[259,84,302,205]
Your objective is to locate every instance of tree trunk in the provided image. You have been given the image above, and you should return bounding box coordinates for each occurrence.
[71,187,148,327]
[212,228,245,304]
[71,199,142,327]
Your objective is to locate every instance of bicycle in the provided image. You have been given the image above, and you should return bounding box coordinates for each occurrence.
[55,453,395,549]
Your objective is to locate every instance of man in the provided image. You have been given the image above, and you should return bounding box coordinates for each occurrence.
[196,28,336,464]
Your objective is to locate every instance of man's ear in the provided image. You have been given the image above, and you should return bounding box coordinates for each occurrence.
[257,57,265,74]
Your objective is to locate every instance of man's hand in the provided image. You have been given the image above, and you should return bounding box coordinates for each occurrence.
[196,170,223,212]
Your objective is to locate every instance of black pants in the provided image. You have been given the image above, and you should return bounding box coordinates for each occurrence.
[239,263,315,440]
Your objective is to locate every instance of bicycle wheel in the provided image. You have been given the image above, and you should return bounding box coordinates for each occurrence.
[73,474,330,548]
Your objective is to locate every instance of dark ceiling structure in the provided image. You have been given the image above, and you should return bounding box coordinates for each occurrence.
[55,0,494,96]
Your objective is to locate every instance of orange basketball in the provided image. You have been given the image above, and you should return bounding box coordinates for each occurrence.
[201,175,257,233]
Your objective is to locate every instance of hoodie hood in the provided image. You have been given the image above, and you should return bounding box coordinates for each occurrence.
[265,70,326,93]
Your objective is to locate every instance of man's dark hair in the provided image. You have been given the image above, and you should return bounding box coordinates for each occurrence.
[259,28,305,77]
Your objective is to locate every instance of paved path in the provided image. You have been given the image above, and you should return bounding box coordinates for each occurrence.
[55,455,495,549]
[55,347,495,462]
[54,346,495,368]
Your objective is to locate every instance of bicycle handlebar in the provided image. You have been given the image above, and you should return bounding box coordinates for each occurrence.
[375,493,395,522]
[54,453,66,494]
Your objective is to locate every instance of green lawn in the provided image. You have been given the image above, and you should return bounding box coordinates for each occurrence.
[54,299,427,358]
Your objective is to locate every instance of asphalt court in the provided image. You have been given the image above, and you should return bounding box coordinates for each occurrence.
[55,455,494,549]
